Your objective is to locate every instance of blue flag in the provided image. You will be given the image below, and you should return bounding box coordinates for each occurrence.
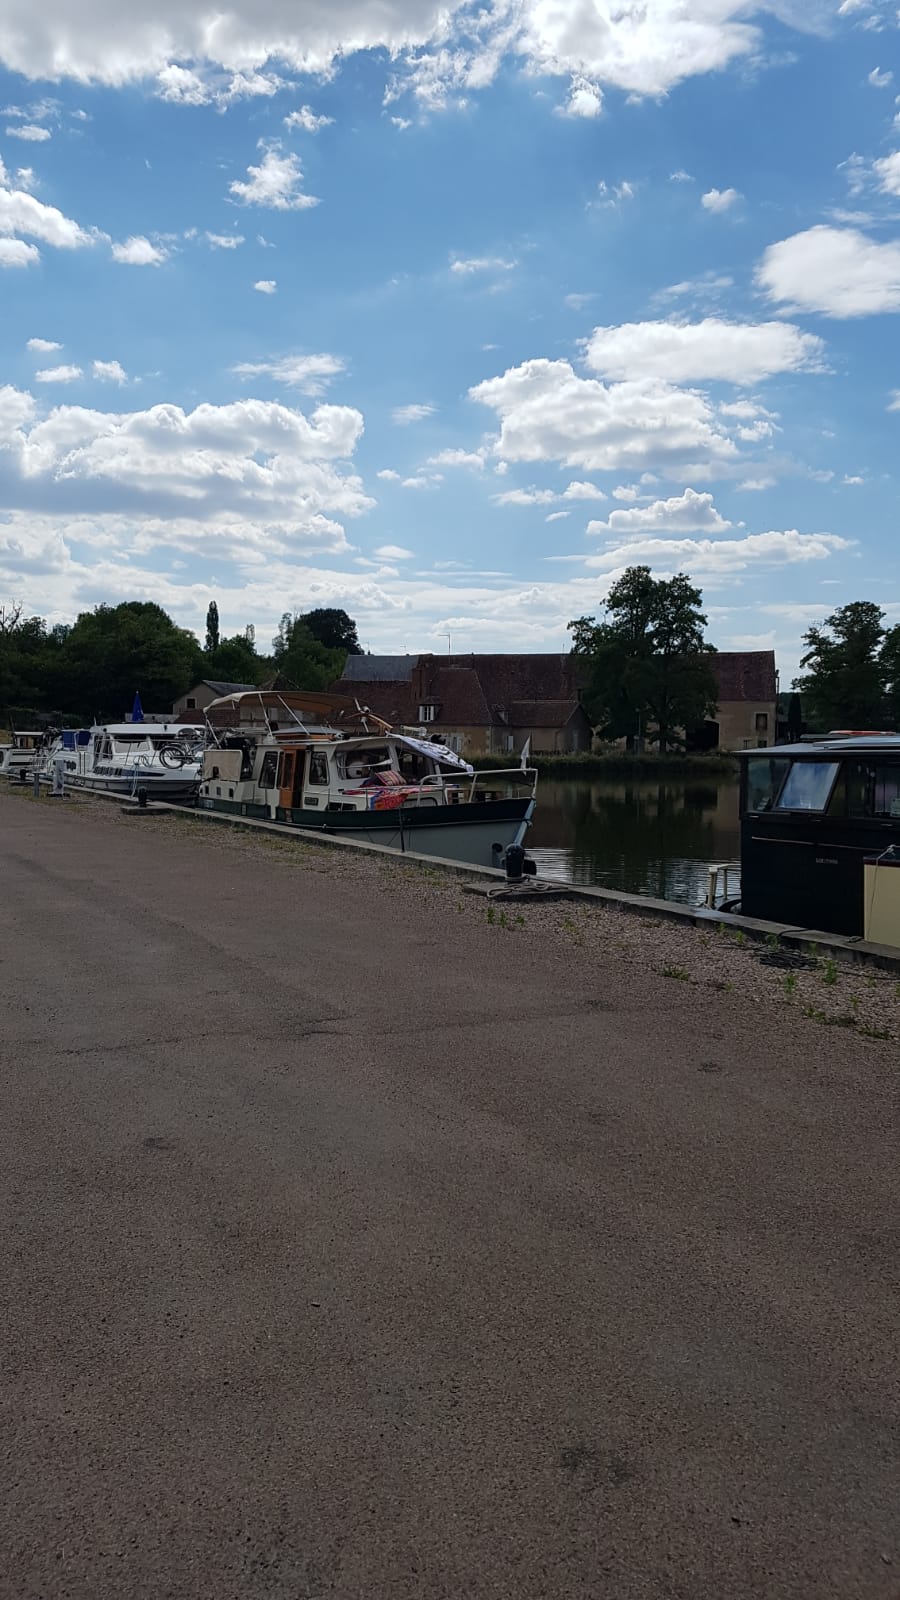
[131,691,144,723]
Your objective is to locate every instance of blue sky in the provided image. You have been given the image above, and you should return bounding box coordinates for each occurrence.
[0,0,898,677]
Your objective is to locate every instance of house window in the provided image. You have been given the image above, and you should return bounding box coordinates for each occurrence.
[505,734,515,753]
[447,735,463,754]
[186,697,196,710]
[755,712,768,732]
[419,704,437,723]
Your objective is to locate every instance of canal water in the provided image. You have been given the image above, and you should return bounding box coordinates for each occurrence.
[527,776,741,905]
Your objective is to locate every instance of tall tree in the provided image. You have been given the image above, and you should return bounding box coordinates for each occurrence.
[295,607,361,655]
[271,613,346,691]
[793,602,889,730]
[205,600,220,654]
[206,632,262,684]
[56,602,203,719]
[569,567,718,753]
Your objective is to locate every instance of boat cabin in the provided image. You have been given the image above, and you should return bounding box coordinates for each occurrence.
[738,737,900,935]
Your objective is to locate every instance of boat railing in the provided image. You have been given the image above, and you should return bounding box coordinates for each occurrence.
[411,765,538,806]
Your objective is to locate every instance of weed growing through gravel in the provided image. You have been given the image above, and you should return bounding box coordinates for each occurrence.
[782,972,797,998]
[661,964,690,981]
[821,958,839,986]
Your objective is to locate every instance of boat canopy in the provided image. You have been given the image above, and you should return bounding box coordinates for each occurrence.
[391,733,473,774]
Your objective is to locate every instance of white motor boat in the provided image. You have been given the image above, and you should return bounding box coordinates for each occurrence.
[39,722,206,802]
[0,731,43,782]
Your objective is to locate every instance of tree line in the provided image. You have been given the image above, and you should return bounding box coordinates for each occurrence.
[570,573,900,749]
[0,599,362,725]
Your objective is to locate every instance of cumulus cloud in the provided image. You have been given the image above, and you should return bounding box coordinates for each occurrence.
[561,480,606,500]
[0,387,373,571]
[868,66,893,87]
[253,279,277,294]
[585,530,853,575]
[392,403,435,424]
[111,235,166,265]
[374,544,414,559]
[584,317,826,386]
[92,359,128,383]
[206,231,244,249]
[0,237,40,266]
[27,337,61,351]
[231,353,345,394]
[35,365,82,383]
[701,187,742,212]
[587,487,732,537]
[470,359,742,477]
[427,448,485,469]
[557,77,603,118]
[6,122,50,140]
[757,226,900,316]
[0,173,92,248]
[376,468,401,480]
[284,105,333,132]
[230,143,318,210]
[493,487,557,506]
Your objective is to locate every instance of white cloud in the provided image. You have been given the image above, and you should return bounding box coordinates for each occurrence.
[757,226,900,316]
[701,187,742,212]
[0,237,39,266]
[874,150,900,195]
[206,231,245,249]
[585,529,853,575]
[27,337,61,351]
[843,473,865,484]
[587,487,732,538]
[0,0,781,105]
[738,476,776,491]
[35,365,82,383]
[111,235,166,265]
[493,487,557,506]
[427,448,485,469]
[670,169,694,182]
[230,142,318,211]
[376,468,401,480]
[253,279,277,294]
[868,66,893,86]
[391,403,435,424]
[0,175,92,248]
[564,292,594,310]
[557,77,603,118]
[401,473,442,489]
[584,317,825,385]
[470,359,741,477]
[562,480,606,500]
[450,255,517,276]
[374,544,414,559]
[156,64,210,104]
[92,360,128,383]
[284,105,333,132]
[888,390,900,411]
[546,510,570,522]
[232,354,344,393]
[6,123,50,140]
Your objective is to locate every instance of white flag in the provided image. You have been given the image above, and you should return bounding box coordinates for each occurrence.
[520,736,531,770]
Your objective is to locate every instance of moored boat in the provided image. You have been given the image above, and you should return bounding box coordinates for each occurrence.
[38,722,206,802]
[199,691,537,868]
[0,731,43,782]
[737,735,900,936]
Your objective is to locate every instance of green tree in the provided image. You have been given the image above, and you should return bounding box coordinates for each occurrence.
[793,602,890,730]
[206,632,262,684]
[295,607,361,655]
[0,606,66,722]
[271,612,345,691]
[569,567,718,754]
[56,601,203,720]
[205,600,220,654]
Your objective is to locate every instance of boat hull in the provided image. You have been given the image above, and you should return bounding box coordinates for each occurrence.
[67,771,199,803]
[198,794,534,867]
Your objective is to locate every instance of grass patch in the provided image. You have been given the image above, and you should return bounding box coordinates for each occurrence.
[661,964,690,981]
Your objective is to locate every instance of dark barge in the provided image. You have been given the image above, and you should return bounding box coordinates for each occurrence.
[737,737,900,937]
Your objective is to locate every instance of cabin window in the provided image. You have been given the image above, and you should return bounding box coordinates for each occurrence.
[775,760,839,813]
[745,755,790,812]
[846,761,900,820]
[308,750,329,786]
[259,751,278,789]
[340,747,390,779]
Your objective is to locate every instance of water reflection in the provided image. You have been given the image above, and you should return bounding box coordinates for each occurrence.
[528,777,741,904]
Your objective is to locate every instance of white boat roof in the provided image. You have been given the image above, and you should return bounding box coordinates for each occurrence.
[92,722,205,735]
[737,736,900,757]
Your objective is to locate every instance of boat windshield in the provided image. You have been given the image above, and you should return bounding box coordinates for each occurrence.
[775,760,840,813]
[744,754,790,812]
